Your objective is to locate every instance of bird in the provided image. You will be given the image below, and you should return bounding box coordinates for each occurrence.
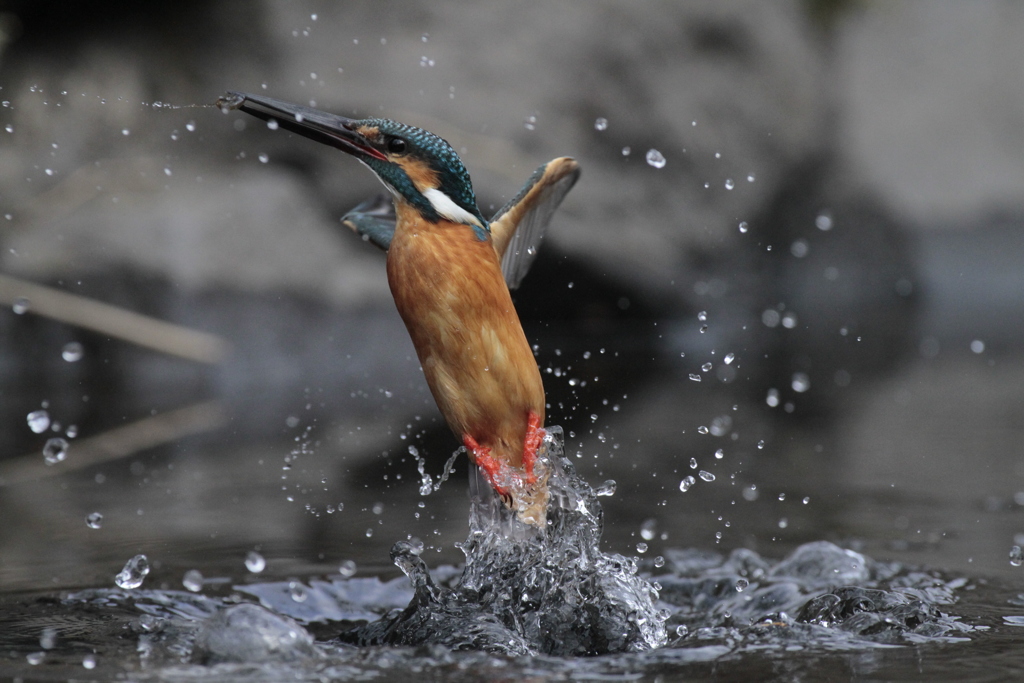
[217,91,580,526]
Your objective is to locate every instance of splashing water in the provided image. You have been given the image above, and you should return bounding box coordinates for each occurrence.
[35,433,985,679]
[341,427,668,655]
[26,409,50,434]
[245,551,266,573]
[42,437,68,464]
[645,149,666,168]
[409,444,461,496]
[115,554,150,589]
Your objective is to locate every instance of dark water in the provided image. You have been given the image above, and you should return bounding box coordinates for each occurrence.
[2,256,1024,681]
[2,429,1024,681]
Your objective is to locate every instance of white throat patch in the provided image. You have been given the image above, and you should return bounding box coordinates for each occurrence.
[422,187,483,228]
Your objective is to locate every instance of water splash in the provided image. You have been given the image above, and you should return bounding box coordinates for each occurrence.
[115,554,150,589]
[409,444,461,496]
[645,149,666,168]
[341,428,668,655]
[45,535,982,678]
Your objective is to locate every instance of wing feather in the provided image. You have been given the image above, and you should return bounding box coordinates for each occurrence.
[340,194,396,251]
[490,157,580,289]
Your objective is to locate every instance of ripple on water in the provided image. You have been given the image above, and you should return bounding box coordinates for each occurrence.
[34,429,983,679]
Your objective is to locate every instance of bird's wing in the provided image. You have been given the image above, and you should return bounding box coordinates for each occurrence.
[341,194,396,251]
[490,157,580,289]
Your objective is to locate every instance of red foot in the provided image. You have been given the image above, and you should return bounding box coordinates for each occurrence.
[464,414,546,496]
[463,434,508,496]
[522,411,545,485]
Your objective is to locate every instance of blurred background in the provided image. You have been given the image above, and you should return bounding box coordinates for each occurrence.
[1,0,1024,593]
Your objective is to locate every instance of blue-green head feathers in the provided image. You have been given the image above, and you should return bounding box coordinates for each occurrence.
[355,119,489,239]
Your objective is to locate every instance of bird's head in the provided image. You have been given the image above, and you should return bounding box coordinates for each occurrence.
[218,92,488,237]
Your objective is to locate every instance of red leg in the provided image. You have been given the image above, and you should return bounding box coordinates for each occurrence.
[521,411,545,484]
[463,434,508,495]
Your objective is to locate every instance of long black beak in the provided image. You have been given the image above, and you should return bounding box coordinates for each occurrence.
[216,91,386,161]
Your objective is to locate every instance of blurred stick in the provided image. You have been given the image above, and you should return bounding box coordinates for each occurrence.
[0,273,230,364]
[0,399,228,485]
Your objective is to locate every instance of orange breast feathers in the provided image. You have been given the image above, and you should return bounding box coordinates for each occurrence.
[385,209,545,471]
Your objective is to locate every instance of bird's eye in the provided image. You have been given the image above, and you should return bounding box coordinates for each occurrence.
[386,137,407,155]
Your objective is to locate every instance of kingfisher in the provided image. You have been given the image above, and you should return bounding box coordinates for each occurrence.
[218,92,579,526]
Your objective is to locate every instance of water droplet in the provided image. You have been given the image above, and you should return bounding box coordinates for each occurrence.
[288,581,307,602]
[138,614,161,632]
[594,117,608,131]
[258,152,269,163]
[791,373,811,393]
[267,119,279,130]
[26,652,44,665]
[778,518,789,529]
[743,484,759,501]
[645,149,666,168]
[244,550,267,573]
[640,519,657,541]
[163,167,172,176]
[621,146,631,156]
[595,480,617,497]
[419,55,435,67]
[689,457,698,470]
[971,339,985,354]
[675,624,689,637]
[747,174,756,182]
[115,554,150,589]
[372,502,385,515]
[421,33,429,42]
[27,409,50,433]
[738,221,749,233]
[40,627,58,649]
[182,569,203,592]
[636,542,648,553]
[13,297,30,314]
[699,470,715,482]
[715,448,724,459]
[43,437,68,464]
[790,239,809,258]
[62,341,83,362]
[1011,546,1023,567]
[121,128,130,136]
[735,578,749,592]
[697,310,707,322]
[699,324,708,334]
[815,214,832,231]
[185,121,196,132]
[701,362,712,372]
[689,373,702,382]
[339,559,357,577]
[82,654,97,669]
[724,178,735,190]
[523,114,537,131]
[654,555,666,568]
[778,493,786,501]
[766,388,780,408]
[86,512,103,529]
[45,168,54,176]
[697,425,709,435]
[4,124,12,133]
[679,476,696,492]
